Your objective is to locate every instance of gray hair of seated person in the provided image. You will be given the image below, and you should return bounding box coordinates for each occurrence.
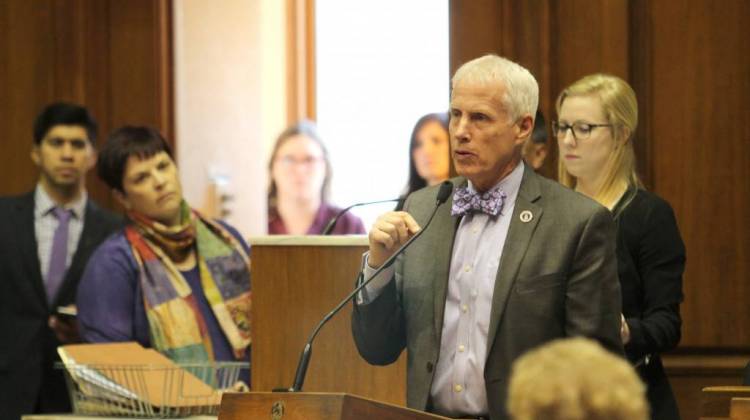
[508,337,648,420]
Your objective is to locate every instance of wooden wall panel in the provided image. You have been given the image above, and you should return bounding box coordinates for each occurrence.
[449,0,503,77]
[552,0,630,88]
[0,0,172,210]
[0,1,58,196]
[647,0,750,349]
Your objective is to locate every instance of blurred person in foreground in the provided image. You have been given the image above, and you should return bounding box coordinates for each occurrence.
[351,55,623,420]
[77,126,251,366]
[508,337,648,420]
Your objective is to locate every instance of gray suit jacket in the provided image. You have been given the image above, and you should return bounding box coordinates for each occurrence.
[352,166,623,420]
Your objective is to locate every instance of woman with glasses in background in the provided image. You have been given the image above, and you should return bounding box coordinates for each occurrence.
[267,121,365,235]
[555,74,685,420]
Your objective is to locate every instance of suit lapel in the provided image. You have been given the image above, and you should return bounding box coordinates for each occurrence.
[486,167,543,353]
[14,192,48,306]
[433,179,464,338]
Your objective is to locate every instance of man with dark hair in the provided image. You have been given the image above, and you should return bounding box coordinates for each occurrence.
[522,109,550,171]
[0,102,122,418]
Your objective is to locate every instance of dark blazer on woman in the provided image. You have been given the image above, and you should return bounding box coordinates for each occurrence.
[613,188,685,420]
[0,192,122,419]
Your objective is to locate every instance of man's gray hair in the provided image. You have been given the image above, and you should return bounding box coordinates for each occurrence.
[452,55,539,121]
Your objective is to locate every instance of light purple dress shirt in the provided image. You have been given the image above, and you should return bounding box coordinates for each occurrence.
[34,185,87,286]
[360,162,525,417]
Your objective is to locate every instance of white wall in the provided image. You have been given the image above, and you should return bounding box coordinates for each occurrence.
[316,0,450,228]
[173,0,287,237]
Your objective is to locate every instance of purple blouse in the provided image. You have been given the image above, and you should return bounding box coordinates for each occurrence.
[76,222,250,363]
[268,203,366,235]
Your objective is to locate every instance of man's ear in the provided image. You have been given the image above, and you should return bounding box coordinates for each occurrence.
[515,114,535,146]
[113,189,131,210]
[30,146,40,166]
[87,150,98,171]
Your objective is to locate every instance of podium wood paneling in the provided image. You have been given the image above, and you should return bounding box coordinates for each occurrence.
[665,354,749,420]
[219,392,449,420]
[701,386,750,419]
[250,238,406,405]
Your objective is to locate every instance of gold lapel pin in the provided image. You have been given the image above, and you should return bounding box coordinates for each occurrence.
[520,210,533,223]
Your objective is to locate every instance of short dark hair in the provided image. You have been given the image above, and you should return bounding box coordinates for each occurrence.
[530,109,548,145]
[33,102,98,145]
[97,126,173,192]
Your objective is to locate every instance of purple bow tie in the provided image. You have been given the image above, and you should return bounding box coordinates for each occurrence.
[451,185,507,217]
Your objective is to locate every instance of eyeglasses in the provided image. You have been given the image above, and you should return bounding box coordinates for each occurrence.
[276,155,323,168]
[552,121,613,141]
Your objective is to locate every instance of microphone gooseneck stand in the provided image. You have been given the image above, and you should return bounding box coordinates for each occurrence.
[288,181,454,392]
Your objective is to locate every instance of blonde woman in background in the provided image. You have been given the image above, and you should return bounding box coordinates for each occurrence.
[555,74,685,420]
[508,337,649,420]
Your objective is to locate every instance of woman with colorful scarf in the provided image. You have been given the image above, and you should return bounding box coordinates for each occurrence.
[77,126,251,365]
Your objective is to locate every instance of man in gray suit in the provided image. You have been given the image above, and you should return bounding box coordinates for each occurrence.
[351,55,623,419]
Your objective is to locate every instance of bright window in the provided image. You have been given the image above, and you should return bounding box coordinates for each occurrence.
[316,0,450,229]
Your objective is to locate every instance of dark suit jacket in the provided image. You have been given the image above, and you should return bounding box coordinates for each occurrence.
[614,188,685,420]
[352,166,623,420]
[0,191,122,420]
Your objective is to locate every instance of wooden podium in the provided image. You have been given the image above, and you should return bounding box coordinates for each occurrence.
[701,386,750,419]
[219,392,450,420]
[248,236,407,404]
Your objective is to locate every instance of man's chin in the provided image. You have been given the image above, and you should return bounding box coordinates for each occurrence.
[454,166,476,180]
[51,177,80,188]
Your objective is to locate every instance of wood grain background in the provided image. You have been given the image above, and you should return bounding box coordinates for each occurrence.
[0,0,173,210]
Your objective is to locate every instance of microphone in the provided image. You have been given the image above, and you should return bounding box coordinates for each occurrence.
[321,198,400,235]
[289,181,453,392]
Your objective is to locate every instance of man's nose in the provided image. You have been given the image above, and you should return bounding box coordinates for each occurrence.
[60,143,74,159]
[453,117,470,141]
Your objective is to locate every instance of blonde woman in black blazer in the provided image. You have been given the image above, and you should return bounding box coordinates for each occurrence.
[556,73,685,420]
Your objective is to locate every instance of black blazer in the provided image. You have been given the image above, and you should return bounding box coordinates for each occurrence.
[0,191,122,419]
[613,188,685,420]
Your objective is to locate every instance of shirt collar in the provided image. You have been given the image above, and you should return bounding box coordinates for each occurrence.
[34,184,88,220]
[466,161,525,216]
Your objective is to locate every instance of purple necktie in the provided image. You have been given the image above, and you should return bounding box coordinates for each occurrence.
[451,185,507,217]
[46,207,73,304]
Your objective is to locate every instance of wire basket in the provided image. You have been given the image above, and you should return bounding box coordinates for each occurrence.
[58,362,250,417]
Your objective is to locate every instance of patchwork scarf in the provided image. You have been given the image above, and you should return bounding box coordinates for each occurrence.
[124,202,251,363]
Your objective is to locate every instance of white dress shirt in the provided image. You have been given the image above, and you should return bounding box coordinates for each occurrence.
[34,185,87,285]
[360,162,525,417]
